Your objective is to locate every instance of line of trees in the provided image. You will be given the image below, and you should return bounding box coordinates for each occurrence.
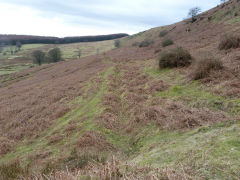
[0,33,129,45]
[32,48,62,66]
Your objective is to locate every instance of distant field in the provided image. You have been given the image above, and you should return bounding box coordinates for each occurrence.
[59,40,115,60]
[0,40,115,75]
[0,64,34,76]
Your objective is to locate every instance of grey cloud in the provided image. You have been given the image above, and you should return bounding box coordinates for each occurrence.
[2,0,220,35]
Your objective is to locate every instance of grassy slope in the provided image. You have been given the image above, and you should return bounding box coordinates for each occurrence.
[1,58,239,179]
[132,64,240,179]
[1,1,240,179]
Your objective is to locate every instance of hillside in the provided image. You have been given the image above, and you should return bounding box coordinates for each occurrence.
[0,0,240,179]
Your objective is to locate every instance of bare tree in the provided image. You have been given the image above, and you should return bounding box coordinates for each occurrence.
[32,50,45,66]
[220,0,227,3]
[188,7,201,23]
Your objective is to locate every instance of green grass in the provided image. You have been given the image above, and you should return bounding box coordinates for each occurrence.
[157,82,240,115]
[144,63,184,83]
[59,40,115,60]
[144,64,240,115]
[21,44,46,51]
[130,121,240,179]
[0,64,34,75]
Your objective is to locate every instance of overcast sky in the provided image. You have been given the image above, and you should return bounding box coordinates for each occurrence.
[0,0,220,37]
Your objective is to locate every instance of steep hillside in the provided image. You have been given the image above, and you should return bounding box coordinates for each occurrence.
[0,0,240,179]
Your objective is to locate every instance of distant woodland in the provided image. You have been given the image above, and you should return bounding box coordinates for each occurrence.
[0,33,128,45]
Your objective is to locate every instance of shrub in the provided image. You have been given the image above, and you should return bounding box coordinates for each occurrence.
[159,47,192,69]
[218,34,240,50]
[162,39,174,47]
[139,40,154,47]
[192,56,223,80]
[114,39,120,48]
[47,48,62,62]
[32,50,45,66]
[159,30,168,37]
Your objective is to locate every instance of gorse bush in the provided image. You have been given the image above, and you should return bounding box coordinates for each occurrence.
[139,40,154,47]
[162,39,174,47]
[159,47,192,68]
[192,55,223,80]
[159,30,168,37]
[218,34,240,50]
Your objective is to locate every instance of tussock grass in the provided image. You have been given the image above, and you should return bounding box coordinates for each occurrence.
[192,55,223,80]
[218,34,240,50]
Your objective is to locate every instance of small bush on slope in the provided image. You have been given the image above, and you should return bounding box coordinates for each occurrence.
[159,47,192,68]
[192,55,223,80]
[139,39,154,47]
[159,30,168,37]
[162,39,174,47]
[218,34,240,50]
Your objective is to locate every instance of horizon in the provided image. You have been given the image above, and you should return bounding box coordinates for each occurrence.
[0,0,221,37]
